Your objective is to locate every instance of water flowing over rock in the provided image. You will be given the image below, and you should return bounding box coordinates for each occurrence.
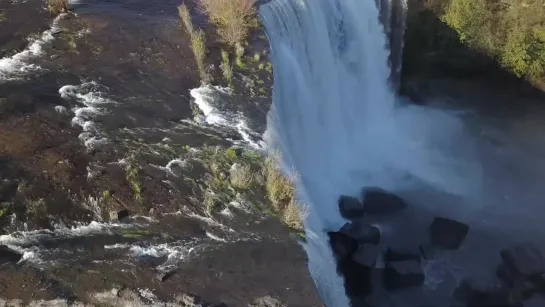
[0,245,22,264]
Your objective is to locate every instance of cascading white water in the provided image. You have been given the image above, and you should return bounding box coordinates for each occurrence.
[260,0,482,305]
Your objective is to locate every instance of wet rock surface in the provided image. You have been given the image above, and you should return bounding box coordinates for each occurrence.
[0,0,320,305]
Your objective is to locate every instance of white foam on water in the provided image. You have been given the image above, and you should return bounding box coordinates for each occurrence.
[190,85,266,150]
[205,231,227,242]
[59,82,115,150]
[0,14,63,81]
[104,243,131,249]
[0,221,134,246]
[54,105,68,114]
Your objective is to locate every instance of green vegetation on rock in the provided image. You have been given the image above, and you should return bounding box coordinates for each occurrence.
[47,0,69,15]
[178,3,210,83]
[188,146,305,231]
[199,0,258,49]
[408,0,545,85]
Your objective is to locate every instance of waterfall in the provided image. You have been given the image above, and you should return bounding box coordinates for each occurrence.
[376,0,408,88]
[260,0,481,305]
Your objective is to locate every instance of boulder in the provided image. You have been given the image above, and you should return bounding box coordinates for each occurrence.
[0,245,22,265]
[453,280,512,307]
[384,260,424,290]
[501,246,545,277]
[429,217,469,250]
[338,195,363,219]
[340,221,381,245]
[327,231,359,260]
[353,244,382,268]
[360,187,408,215]
[497,263,540,302]
[338,256,373,300]
[385,248,421,262]
[110,209,130,221]
[157,269,177,282]
[419,243,442,260]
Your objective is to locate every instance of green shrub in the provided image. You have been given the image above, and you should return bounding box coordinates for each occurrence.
[199,0,257,48]
[263,155,304,231]
[229,163,253,190]
[48,0,68,15]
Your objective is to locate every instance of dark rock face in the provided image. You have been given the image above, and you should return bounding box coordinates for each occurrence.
[453,280,513,307]
[360,187,408,215]
[328,221,382,303]
[501,246,545,277]
[0,245,22,265]
[340,221,381,245]
[384,260,424,290]
[157,269,177,282]
[110,209,130,221]
[338,195,363,219]
[327,231,359,260]
[353,244,381,267]
[429,217,469,250]
[385,248,420,262]
[419,243,441,260]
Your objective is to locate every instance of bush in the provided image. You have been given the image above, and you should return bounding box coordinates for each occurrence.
[47,0,68,15]
[263,156,305,231]
[199,0,257,48]
[229,163,253,190]
[440,0,545,80]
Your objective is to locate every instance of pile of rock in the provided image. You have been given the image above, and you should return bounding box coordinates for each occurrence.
[330,187,471,306]
[455,245,545,307]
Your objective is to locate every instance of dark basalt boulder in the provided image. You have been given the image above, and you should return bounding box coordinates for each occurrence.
[453,280,513,307]
[338,195,364,219]
[353,244,382,268]
[419,243,442,260]
[501,246,545,277]
[429,217,469,250]
[360,187,408,215]
[384,259,424,290]
[327,231,359,260]
[339,221,381,245]
[0,245,22,265]
[110,209,130,221]
[385,248,421,262]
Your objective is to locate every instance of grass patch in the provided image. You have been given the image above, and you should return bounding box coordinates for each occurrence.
[102,190,111,201]
[25,198,47,223]
[199,0,258,48]
[230,163,253,190]
[235,43,246,68]
[186,145,305,231]
[125,163,142,201]
[178,3,210,83]
[263,155,305,231]
[47,0,69,15]
[220,49,234,84]
[178,3,194,35]
[265,62,273,73]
